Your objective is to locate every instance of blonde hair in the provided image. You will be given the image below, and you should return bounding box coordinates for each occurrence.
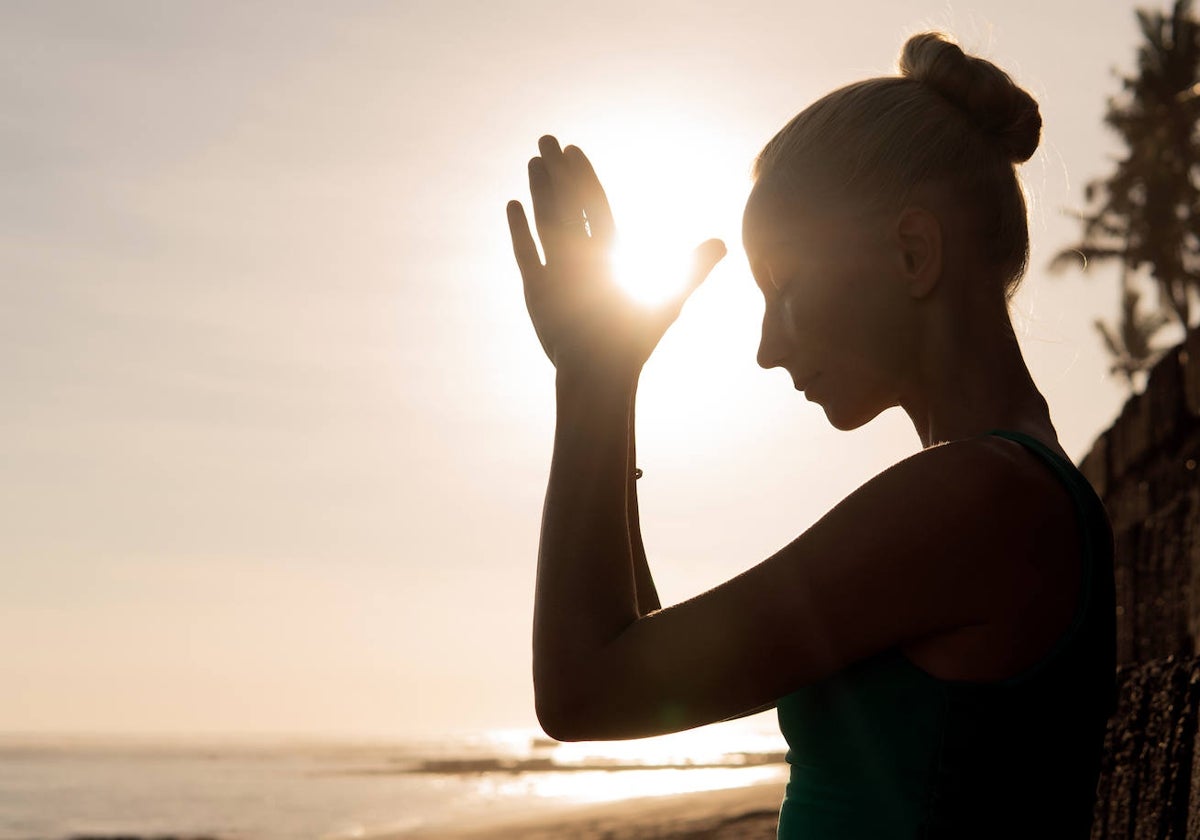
[753,32,1042,296]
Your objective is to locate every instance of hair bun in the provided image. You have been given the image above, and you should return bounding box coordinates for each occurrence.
[899,32,1041,164]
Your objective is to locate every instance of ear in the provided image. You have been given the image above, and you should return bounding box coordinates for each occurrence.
[892,206,942,299]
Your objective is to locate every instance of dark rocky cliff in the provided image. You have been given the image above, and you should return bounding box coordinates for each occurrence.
[1078,329,1200,666]
[1082,328,1200,839]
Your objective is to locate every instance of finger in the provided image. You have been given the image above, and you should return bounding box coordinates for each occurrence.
[564,145,615,245]
[530,156,589,265]
[538,135,569,186]
[528,156,564,257]
[507,200,542,279]
[651,239,726,332]
[539,135,587,234]
[652,240,724,331]
[676,239,727,303]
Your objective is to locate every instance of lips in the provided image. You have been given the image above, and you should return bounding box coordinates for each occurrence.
[790,371,819,392]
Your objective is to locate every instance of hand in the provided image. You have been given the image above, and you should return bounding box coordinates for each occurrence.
[507,135,726,383]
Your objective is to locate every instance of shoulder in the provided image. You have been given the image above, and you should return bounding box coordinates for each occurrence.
[750,434,1067,668]
[825,433,1063,541]
[869,433,1078,574]
[936,433,1081,546]
[859,432,1080,614]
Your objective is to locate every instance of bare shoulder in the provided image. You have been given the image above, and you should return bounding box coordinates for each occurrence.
[827,432,1067,542]
[963,432,1083,575]
[747,434,1072,670]
[862,433,1078,574]
[890,434,1086,681]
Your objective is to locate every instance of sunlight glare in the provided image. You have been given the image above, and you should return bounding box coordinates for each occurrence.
[577,108,749,310]
[610,234,694,308]
[557,104,773,462]
[478,721,789,804]
[489,99,782,464]
[514,765,788,804]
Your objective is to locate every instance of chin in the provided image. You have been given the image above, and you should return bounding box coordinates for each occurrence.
[824,409,871,432]
[818,398,887,432]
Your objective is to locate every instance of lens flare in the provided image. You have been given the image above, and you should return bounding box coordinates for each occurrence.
[611,236,694,308]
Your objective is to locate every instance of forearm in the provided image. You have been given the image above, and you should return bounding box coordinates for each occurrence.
[533,372,640,720]
[627,395,661,615]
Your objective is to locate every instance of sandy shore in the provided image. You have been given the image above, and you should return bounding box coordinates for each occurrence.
[399,781,785,839]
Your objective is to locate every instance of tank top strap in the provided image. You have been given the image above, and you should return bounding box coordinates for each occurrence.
[982,428,1104,687]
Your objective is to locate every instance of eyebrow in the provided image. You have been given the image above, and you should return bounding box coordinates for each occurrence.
[746,237,804,273]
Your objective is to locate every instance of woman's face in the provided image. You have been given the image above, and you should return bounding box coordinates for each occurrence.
[742,185,912,431]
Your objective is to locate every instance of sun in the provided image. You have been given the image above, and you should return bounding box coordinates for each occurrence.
[489,101,773,462]
[543,106,777,447]
[566,109,753,310]
[609,232,698,308]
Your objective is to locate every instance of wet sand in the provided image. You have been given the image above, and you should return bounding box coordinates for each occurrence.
[398,781,784,839]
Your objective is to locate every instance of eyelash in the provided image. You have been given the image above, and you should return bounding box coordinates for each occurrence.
[767,275,796,299]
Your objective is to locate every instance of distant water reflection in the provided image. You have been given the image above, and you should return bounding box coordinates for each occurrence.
[0,721,787,839]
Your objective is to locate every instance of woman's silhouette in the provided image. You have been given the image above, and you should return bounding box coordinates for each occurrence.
[505,32,1115,839]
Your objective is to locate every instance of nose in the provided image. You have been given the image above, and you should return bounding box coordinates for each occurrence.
[757,308,788,370]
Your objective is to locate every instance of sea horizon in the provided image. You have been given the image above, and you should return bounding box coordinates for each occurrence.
[0,721,788,840]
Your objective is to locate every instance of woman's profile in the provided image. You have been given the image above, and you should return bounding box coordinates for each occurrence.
[505,31,1116,839]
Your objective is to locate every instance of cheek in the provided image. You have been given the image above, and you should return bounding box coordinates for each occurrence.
[780,279,853,347]
[779,298,805,344]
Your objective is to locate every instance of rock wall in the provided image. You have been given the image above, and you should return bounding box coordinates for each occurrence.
[1092,654,1200,840]
[1078,328,1200,667]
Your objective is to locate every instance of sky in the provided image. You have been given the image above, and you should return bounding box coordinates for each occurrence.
[1,1,1163,739]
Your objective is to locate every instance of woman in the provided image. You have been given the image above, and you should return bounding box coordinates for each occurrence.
[505,32,1116,838]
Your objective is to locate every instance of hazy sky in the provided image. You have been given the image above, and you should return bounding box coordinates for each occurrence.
[2,1,1157,738]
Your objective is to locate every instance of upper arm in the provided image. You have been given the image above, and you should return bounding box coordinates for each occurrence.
[538,438,1043,741]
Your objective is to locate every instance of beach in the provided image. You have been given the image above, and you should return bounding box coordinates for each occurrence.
[398,781,784,839]
[0,728,788,840]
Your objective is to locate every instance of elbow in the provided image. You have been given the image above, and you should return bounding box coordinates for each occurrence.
[534,676,600,742]
[536,710,583,743]
[535,694,590,742]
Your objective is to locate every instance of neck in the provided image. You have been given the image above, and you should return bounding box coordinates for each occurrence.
[898,296,1056,450]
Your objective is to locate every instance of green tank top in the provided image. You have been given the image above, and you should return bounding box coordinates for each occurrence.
[774,430,1117,839]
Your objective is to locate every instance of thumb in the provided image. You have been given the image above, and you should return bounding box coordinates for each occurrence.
[654,239,727,329]
[677,238,727,304]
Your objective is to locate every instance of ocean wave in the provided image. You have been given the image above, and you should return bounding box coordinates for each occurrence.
[374,750,788,775]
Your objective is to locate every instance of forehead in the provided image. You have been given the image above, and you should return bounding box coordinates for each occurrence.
[741,181,790,244]
[742,183,856,262]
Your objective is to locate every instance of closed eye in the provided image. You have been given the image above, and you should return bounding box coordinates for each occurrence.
[768,272,800,300]
[766,264,783,292]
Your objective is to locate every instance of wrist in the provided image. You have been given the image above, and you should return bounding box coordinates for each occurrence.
[555,367,639,401]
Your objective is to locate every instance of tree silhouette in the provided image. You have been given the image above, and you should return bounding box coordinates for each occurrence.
[1094,266,1172,389]
[1052,0,1200,389]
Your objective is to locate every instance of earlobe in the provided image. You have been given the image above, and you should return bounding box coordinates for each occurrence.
[894,207,942,299]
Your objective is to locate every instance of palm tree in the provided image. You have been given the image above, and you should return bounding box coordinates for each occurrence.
[1093,267,1172,389]
[1053,0,1200,388]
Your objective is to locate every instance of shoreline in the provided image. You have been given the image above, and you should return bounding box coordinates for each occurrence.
[391,780,786,839]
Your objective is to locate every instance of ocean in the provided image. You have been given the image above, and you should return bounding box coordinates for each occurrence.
[0,721,788,839]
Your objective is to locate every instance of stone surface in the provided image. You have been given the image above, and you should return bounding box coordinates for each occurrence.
[1148,350,1186,451]
[1096,330,1200,666]
[1093,656,1200,840]
[1083,330,1200,836]
[1183,331,1200,418]
[1082,432,1110,499]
